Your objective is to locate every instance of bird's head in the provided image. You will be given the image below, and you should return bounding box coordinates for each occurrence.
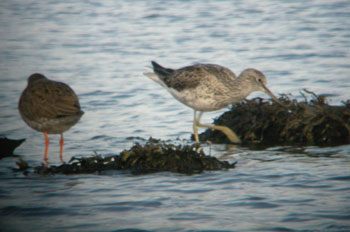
[27,73,47,86]
[240,68,281,104]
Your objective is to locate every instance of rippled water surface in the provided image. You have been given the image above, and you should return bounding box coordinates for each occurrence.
[1,0,350,231]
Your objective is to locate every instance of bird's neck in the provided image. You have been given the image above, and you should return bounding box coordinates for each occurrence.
[228,77,254,102]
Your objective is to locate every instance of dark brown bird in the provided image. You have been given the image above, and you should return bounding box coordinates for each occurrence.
[18,73,84,164]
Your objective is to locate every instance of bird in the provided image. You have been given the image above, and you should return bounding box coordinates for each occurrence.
[18,73,84,164]
[144,61,280,143]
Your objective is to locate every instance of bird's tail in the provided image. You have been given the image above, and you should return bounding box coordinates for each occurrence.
[151,61,174,77]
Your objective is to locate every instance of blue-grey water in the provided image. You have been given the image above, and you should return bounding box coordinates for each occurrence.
[1,0,350,231]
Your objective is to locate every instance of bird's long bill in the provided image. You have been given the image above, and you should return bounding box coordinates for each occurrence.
[261,84,281,105]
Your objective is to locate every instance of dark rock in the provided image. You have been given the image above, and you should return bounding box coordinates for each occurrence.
[0,137,25,158]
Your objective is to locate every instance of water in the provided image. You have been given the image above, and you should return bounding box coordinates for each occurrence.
[0,0,349,231]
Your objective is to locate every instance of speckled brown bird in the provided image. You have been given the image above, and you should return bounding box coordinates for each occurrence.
[18,73,84,164]
[145,61,280,143]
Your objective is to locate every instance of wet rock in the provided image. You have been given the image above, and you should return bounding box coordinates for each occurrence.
[0,137,25,158]
[198,90,350,146]
[34,139,236,175]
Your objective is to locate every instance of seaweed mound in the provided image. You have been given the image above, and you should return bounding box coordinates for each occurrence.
[199,90,350,146]
[34,139,236,175]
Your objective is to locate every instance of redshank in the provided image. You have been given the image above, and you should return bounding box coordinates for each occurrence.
[144,61,280,143]
[18,73,84,164]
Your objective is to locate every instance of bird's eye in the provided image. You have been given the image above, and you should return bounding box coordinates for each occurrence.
[258,78,262,83]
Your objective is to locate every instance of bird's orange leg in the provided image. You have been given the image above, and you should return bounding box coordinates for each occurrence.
[44,132,50,165]
[59,133,65,163]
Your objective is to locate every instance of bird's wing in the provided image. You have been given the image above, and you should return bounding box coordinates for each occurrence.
[163,64,236,92]
[200,64,237,81]
[20,81,82,120]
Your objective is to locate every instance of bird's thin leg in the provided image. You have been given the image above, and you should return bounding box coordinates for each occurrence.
[192,111,205,143]
[43,132,50,165]
[193,110,200,143]
[59,133,65,163]
[196,115,242,143]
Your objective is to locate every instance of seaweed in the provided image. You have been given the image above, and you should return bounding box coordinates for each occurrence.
[31,138,236,175]
[198,90,350,146]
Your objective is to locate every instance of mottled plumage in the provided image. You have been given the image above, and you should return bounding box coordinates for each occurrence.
[144,61,280,143]
[152,61,237,92]
[18,73,84,164]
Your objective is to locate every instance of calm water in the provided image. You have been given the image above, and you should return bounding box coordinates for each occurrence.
[1,0,350,231]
